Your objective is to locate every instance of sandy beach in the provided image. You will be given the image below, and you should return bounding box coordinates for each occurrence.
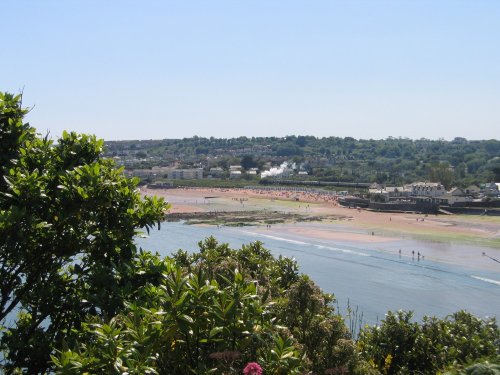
[141,187,500,271]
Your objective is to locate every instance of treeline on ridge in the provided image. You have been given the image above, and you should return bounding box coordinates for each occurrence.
[105,135,500,187]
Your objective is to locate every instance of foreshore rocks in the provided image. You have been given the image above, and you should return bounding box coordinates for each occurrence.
[164,210,348,226]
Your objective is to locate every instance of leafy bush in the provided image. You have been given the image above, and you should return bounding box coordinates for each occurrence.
[48,237,372,374]
[1,92,167,373]
[358,310,500,375]
[51,249,307,374]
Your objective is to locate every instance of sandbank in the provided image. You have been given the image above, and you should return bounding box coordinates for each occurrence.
[141,187,500,270]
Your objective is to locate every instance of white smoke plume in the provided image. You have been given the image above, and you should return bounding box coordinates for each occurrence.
[261,162,293,178]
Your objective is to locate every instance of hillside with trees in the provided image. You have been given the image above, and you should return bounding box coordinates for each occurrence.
[1,92,499,374]
[105,136,500,188]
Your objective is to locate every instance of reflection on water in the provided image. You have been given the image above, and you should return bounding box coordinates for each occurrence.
[136,222,500,325]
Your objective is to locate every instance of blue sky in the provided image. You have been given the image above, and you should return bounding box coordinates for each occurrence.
[3,1,499,141]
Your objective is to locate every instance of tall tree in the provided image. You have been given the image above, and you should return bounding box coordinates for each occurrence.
[429,162,454,190]
[241,155,257,170]
[0,92,168,373]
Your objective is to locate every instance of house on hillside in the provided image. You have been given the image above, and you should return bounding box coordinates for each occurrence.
[368,185,407,202]
[480,182,500,197]
[167,168,203,180]
[209,167,225,178]
[465,184,481,196]
[151,166,171,177]
[230,170,242,179]
[439,187,472,205]
[126,169,156,179]
[385,186,406,198]
[407,182,445,198]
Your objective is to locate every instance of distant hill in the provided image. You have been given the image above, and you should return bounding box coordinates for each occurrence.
[104,136,500,187]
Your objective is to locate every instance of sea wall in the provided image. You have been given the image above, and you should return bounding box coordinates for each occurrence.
[441,207,500,216]
[368,201,439,214]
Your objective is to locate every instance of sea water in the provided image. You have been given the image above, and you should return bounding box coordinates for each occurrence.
[136,222,500,326]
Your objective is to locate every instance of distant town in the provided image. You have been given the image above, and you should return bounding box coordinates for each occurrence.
[104,136,500,214]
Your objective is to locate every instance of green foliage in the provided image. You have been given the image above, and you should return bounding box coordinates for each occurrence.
[175,237,300,299]
[50,249,304,374]
[444,360,500,375]
[0,92,168,373]
[358,310,500,375]
[276,275,357,373]
[0,92,34,192]
[257,334,304,374]
[173,238,368,373]
[241,155,258,170]
[429,162,454,190]
[49,238,373,374]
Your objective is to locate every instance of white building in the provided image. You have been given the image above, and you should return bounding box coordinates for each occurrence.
[230,170,242,179]
[126,169,156,179]
[368,185,407,201]
[407,182,445,197]
[440,187,472,205]
[167,168,203,180]
[481,182,499,196]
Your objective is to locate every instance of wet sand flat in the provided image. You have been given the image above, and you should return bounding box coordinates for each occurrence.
[141,187,500,271]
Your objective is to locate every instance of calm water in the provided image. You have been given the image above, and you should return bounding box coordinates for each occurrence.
[136,222,500,325]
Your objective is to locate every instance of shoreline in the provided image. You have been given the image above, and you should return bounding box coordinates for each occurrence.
[141,187,500,271]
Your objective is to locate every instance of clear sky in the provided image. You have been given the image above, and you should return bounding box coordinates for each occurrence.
[3,1,500,141]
